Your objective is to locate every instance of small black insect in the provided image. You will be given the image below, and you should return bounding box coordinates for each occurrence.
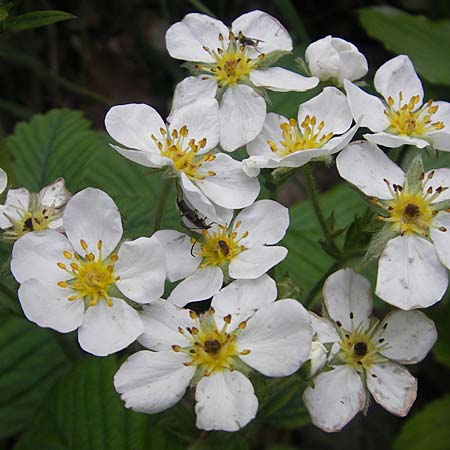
[177,196,212,231]
[236,31,263,49]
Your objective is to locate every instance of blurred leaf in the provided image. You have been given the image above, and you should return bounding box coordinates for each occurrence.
[3,10,75,31]
[14,356,183,450]
[358,6,450,86]
[263,390,310,429]
[429,298,450,369]
[0,312,68,438]
[393,395,450,450]
[188,433,248,450]
[7,109,102,193]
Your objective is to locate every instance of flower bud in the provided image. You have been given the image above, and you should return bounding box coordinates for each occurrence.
[305,36,368,85]
[309,341,328,377]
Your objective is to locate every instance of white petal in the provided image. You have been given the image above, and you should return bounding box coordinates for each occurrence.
[0,204,11,228]
[219,84,266,152]
[211,275,277,330]
[238,299,312,376]
[374,55,423,108]
[63,188,123,258]
[233,199,289,247]
[367,362,417,417]
[138,299,196,350]
[298,87,353,135]
[377,310,437,364]
[428,131,450,151]
[78,298,144,356]
[309,312,340,344]
[364,132,429,149]
[195,370,258,431]
[110,144,170,169]
[425,169,450,203]
[196,153,260,209]
[229,246,287,279]
[336,50,368,82]
[153,230,200,282]
[3,188,30,223]
[168,76,217,120]
[0,167,6,194]
[344,80,389,132]
[114,350,195,414]
[168,266,223,307]
[303,365,366,432]
[336,141,405,199]
[38,178,71,210]
[11,230,73,283]
[166,13,228,63]
[231,10,292,54]
[180,173,232,226]
[250,68,318,92]
[18,279,84,333]
[115,236,166,303]
[246,112,286,157]
[168,98,219,152]
[376,234,448,309]
[430,212,450,269]
[323,268,372,331]
[105,103,165,151]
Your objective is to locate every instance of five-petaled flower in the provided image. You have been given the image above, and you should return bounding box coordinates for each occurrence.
[303,269,437,432]
[337,142,450,310]
[165,10,319,151]
[243,87,358,176]
[0,178,71,241]
[10,188,166,356]
[345,55,450,151]
[105,98,259,225]
[154,199,289,306]
[114,275,313,431]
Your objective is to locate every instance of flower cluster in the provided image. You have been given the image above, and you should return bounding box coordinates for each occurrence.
[2,8,447,435]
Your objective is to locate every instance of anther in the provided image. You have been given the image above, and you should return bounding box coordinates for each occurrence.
[57,262,67,270]
[224,314,232,324]
[57,281,68,288]
[189,310,198,320]
[172,345,181,352]
[63,251,72,259]
[97,240,103,250]
[80,239,88,250]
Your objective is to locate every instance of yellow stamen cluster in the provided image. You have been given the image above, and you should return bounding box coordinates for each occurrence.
[196,31,264,88]
[56,239,119,307]
[374,172,448,236]
[151,126,215,180]
[172,308,249,376]
[385,91,444,137]
[267,116,334,156]
[195,221,248,268]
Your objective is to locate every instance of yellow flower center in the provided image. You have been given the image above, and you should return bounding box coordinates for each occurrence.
[195,221,248,268]
[340,329,380,371]
[172,308,250,376]
[384,91,444,137]
[267,116,334,156]
[56,240,119,307]
[151,126,216,181]
[374,173,448,236]
[196,31,264,88]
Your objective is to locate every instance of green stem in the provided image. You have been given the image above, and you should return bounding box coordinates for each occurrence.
[303,260,341,307]
[302,165,340,256]
[153,178,173,232]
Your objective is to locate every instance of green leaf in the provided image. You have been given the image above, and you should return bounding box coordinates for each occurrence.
[358,6,450,86]
[4,10,75,31]
[14,356,184,450]
[393,395,450,450]
[188,433,249,450]
[429,297,450,369]
[277,184,365,294]
[7,109,102,193]
[0,313,69,438]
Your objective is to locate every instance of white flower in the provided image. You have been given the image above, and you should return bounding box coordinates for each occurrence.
[337,141,450,309]
[303,268,437,432]
[0,167,6,194]
[105,99,259,224]
[243,87,357,176]
[166,10,319,151]
[345,55,450,151]
[114,275,313,431]
[10,188,166,356]
[0,178,71,241]
[154,199,289,306]
[305,35,368,84]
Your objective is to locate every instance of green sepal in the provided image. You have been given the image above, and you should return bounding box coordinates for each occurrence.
[257,50,291,68]
[276,274,302,300]
[363,223,399,263]
[404,153,424,193]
